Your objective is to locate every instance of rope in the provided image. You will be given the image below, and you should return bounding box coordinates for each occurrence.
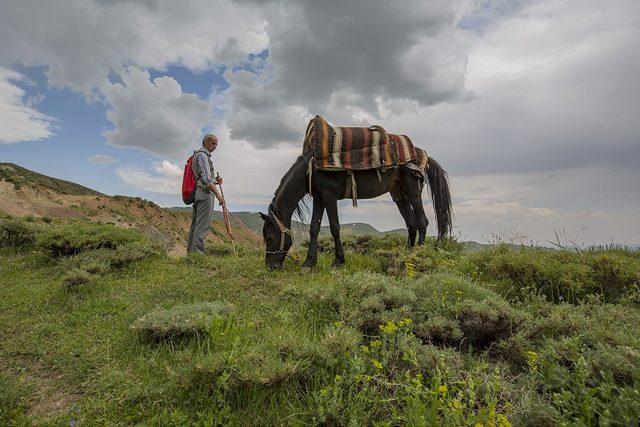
[226,211,263,244]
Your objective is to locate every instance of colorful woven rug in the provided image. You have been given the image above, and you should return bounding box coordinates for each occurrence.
[302,116,424,171]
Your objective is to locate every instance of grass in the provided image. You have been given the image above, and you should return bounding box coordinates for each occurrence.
[0,163,101,196]
[0,217,639,425]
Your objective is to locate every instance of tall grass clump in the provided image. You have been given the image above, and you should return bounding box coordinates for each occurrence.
[466,246,640,303]
[0,217,36,248]
[130,301,233,341]
[37,221,144,257]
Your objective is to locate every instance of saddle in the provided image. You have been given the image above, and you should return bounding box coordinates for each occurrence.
[302,116,429,207]
[302,115,424,171]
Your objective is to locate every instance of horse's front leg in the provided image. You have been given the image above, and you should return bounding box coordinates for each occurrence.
[302,196,324,269]
[324,195,345,267]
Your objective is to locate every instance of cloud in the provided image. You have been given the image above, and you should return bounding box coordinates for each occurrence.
[154,159,182,177]
[0,0,268,95]
[383,0,640,176]
[102,68,211,159]
[87,154,118,164]
[0,67,54,143]
[224,0,471,148]
[116,160,182,194]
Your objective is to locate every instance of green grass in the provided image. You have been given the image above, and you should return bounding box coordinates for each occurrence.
[0,163,101,195]
[0,218,639,425]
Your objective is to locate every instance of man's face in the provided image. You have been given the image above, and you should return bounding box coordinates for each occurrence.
[205,137,218,152]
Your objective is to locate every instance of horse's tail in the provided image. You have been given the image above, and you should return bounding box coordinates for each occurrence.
[425,157,453,240]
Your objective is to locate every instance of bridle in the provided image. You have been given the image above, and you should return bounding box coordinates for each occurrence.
[265,205,294,255]
[264,151,314,259]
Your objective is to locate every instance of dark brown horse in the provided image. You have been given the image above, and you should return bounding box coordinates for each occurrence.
[260,150,452,270]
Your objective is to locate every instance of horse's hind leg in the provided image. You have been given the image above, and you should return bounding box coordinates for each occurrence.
[392,191,417,248]
[323,195,345,267]
[403,174,428,245]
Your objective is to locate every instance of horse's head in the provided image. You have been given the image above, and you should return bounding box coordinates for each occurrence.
[260,208,293,270]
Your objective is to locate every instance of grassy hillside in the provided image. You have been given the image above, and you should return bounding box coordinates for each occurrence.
[0,163,101,196]
[1,216,639,425]
[0,165,261,255]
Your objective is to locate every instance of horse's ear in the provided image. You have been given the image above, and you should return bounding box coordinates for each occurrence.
[259,212,268,221]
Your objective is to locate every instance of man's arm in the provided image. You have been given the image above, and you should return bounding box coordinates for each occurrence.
[207,182,225,207]
[196,153,225,206]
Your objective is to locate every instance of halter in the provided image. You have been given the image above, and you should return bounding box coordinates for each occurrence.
[264,152,313,258]
[265,205,294,255]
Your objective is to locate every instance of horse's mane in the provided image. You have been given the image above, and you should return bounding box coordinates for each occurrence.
[271,154,310,223]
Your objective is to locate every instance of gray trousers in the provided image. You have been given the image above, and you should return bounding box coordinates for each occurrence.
[187,187,214,253]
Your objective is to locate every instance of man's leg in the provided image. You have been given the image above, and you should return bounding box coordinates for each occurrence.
[187,200,199,253]
[193,189,215,253]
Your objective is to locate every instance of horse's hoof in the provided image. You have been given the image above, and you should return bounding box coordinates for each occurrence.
[301,265,313,272]
[331,261,345,269]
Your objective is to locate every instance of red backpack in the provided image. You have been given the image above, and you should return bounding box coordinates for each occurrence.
[181,153,198,205]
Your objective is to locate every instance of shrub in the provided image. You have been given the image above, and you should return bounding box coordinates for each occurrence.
[37,221,143,257]
[0,218,36,248]
[411,273,526,348]
[319,272,524,350]
[130,301,233,341]
[454,298,523,348]
[466,246,640,303]
[531,337,640,424]
[413,316,463,345]
[62,268,92,290]
[107,241,158,268]
[60,241,159,273]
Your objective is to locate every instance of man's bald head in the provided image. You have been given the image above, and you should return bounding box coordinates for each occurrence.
[202,134,218,152]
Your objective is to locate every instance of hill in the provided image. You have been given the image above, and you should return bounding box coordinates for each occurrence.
[0,164,260,256]
[0,163,101,196]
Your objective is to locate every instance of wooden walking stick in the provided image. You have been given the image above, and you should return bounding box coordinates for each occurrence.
[216,172,234,240]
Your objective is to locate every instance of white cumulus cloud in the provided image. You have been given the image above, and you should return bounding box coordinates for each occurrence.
[0,67,54,143]
[103,68,211,160]
[116,160,183,194]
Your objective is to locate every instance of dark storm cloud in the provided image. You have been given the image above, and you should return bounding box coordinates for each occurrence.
[225,0,470,148]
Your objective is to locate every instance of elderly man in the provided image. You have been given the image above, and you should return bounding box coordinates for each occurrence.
[187,134,226,253]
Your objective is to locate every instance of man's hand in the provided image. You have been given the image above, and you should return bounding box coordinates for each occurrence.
[214,175,223,185]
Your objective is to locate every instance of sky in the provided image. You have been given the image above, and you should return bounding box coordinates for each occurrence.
[1,0,639,246]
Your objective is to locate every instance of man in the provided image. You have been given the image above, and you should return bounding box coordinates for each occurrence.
[187,134,226,253]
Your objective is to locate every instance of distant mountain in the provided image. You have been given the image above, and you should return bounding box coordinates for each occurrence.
[170,208,407,240]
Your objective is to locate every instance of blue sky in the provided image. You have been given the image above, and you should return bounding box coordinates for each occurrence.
[1,0,639,245]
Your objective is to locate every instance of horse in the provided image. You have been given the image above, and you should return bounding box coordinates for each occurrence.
[259,150,452,270]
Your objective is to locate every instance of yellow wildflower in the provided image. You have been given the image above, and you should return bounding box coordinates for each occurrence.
[372,359,383,370]
[380,320,398,334]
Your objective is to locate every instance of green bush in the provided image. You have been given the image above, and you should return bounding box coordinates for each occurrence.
[411,273,526,348]
[309,272,524,350]
[60,241,159,273]
[466,246,640,303]
[531,338,640,424]
[62,268,92,290]
[0,218,36,248]
[37,221,143,257]
[130,301,233,341]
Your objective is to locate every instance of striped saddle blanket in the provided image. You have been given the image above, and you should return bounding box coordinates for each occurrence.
[302,116,423,171]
